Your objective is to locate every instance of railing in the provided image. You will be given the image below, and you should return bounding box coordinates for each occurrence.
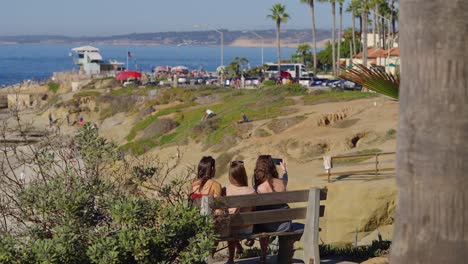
[321,152,396,182]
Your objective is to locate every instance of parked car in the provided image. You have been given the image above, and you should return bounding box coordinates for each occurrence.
[299,77,312,87]
[245,77,260,87]
[177,76,189,84]
[311,78,328,86]
[123,79,139,87]
[195,77,206,85]
[342,80,362,90]
[205,77,218,85]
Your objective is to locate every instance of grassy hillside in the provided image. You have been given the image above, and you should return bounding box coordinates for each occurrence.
[63,82,378,155]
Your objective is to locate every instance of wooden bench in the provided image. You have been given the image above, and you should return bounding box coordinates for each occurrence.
[200,188,327,264]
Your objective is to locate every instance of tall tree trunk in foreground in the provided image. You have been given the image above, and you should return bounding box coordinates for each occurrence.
[391,1,468,263]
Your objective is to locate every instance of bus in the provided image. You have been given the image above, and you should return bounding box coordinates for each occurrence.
[265,63,309,78]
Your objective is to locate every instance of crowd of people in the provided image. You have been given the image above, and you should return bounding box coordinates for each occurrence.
[191,155,290,264]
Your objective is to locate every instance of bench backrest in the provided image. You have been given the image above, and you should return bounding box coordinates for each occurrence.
[200,187,327,264]
[202,189,326,226]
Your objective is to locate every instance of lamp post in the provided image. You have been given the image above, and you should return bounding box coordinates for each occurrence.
[194,24,224,67]
[243,31,264,65]
[212,29,224,67]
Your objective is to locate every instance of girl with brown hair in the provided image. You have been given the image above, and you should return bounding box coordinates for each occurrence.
[253,155,290,264]
[191,156,222,198]
[226,160,256,263]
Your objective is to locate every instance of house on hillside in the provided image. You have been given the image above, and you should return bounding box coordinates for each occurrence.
[345,47,400,74]
[72,46,103,75]
[71,46,124,76]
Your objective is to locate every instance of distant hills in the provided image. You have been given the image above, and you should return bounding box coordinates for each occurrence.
[0,29,332,48]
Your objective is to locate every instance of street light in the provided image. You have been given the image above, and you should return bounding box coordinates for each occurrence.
[195,24,224,67]
[243,31,264,65]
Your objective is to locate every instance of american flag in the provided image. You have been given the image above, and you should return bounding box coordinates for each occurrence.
[128,51,132,58]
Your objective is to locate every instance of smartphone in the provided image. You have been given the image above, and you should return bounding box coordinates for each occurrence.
[272,158,283,165]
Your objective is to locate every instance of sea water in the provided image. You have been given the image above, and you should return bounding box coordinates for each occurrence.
[0,44,296,86]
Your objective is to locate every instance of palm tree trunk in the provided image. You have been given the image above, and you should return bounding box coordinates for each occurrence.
[376,8,380,48]
[352,7,356,57]
[362,9,368,67]
[388,12,392,49]
[359,14,363,53]
[381,17,386,49]
[373,5,377,47]
[276,21,281,74]
[331,1,336,78]
[391,1,468,263]
[337,2,343,75]
[391,0,396,34]
[390,0,395,47]
[310,1,317,75]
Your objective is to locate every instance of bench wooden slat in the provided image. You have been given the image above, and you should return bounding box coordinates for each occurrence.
[219,229,304,241]
[229,205,325,226]
[211,189,327,209]
[230,207,306,226]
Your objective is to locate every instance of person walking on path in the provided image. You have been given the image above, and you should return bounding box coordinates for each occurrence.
[48,113,53,128]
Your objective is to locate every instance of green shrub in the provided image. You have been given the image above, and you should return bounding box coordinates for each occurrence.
[320,240,391,262]
[0,124,216,264]
[73,91,101,98]
[111,87,134,96]
[386,128,397,138]
[48,82,60,93]
[126,102,197,142]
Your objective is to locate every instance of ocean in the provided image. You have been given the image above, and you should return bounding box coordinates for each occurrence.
[0,44,297,87]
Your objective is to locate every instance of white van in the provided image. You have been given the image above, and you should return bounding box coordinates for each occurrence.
[265,63,309,78]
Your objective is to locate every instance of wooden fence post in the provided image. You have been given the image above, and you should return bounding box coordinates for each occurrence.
[375,153,379,176]
[303,188,321,264]
[201,196,214,264]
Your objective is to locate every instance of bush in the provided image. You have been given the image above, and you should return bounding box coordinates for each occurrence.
[48,82,60,93]
[73,91,101,98]
[0,122,216,264]
[386,128,397,138]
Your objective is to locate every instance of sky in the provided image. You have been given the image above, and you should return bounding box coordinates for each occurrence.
[0,0,354,36]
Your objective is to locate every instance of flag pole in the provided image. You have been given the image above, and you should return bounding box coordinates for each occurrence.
[126,51,129,71]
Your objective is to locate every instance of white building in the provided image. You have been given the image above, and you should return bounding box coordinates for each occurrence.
[72,46,103,75]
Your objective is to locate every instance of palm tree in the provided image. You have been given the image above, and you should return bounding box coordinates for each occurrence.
[300,0,318,75]
[296,44,312,65]
[318,0,336,78]
[361,0,370,67]
[370,0,378,47]
[267,3,290,74]
[389,0,397,46]
[347,0,364,57]
[391,0,467,263]
[337,0,344,75]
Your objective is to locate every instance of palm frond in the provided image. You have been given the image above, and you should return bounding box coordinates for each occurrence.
[339,64,399,100]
